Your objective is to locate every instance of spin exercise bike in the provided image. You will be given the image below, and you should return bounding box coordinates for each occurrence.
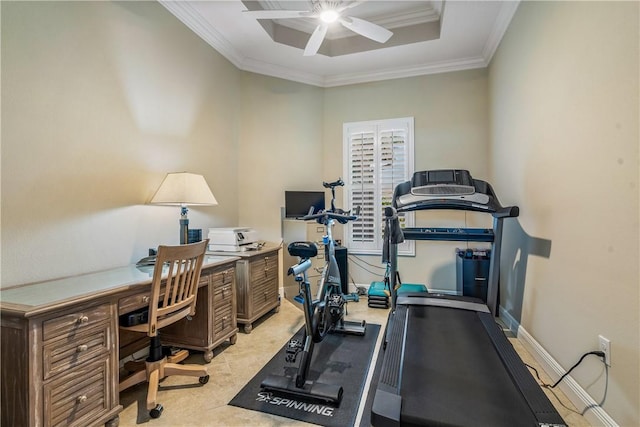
[260,179,366,404]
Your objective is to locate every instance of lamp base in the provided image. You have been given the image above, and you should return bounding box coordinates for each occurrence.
[180,218,189,245]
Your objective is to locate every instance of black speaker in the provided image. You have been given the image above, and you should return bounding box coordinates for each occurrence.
[335,246,348,294]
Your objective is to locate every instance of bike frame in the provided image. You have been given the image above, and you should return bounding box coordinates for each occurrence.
[260,179,365,402]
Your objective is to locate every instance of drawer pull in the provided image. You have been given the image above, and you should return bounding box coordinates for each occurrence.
[142,296,150,304]
[76,344,88,353]
[76,395,87,404]
[77,316,89,325]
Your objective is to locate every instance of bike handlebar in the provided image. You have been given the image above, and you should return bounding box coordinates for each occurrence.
[323,178,344,189]
[296,178,359,224]
[300,206,360,224]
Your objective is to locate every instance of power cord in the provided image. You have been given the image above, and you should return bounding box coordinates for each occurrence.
[526,351,604,389]
[348,254,386,270]
[546,351,605,389]
[525,350,608,416]
[347,256,384,276]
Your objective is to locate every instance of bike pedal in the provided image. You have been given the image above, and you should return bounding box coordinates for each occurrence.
[285,339,303,362]
[293,295,305,304]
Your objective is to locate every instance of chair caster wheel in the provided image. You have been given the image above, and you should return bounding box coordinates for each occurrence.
[199,375,210,384]
[150,404,163,418]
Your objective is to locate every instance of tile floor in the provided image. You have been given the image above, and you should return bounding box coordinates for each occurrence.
[118,298,591,426]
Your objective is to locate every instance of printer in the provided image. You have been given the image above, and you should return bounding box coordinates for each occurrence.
[207,227,259,252]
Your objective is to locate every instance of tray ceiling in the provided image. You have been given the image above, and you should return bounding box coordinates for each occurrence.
[160,0,520,87]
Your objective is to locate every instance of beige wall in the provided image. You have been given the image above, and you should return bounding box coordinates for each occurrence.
[1,1,241,286]
[323,70,492,290]
[489,1,639,425]
[237,72,324,243]
[235,70,492,291]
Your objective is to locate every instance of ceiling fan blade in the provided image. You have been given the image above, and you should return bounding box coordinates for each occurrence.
[337,1,364,13]
[304,23,328,56]
[339,16,393,43]
[242,9,313,20]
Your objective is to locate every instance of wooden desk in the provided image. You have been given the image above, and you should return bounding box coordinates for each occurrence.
[0,255,238,427]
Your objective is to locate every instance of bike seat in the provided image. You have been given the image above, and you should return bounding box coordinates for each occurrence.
[288,241,318,259]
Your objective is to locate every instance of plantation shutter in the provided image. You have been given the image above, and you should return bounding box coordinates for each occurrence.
[347,130,377,252]
[343,118,414,255]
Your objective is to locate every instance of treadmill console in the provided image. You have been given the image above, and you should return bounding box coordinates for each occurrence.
[411,169,474,196]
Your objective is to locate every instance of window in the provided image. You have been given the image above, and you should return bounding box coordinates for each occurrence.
[342,117,415,256]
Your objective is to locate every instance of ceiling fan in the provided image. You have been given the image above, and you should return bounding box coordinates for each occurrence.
[243,1,393,56]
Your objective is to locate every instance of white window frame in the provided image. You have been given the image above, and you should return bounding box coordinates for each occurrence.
[342,117,415,256]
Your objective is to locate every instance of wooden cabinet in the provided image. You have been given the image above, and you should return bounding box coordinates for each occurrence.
[235,247,281,333]
[1,300,121,427]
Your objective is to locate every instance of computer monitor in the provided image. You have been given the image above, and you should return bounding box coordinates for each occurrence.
[285,191,325,218]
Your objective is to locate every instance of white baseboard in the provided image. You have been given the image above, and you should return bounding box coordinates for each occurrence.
[517,326,618,427]
[499,306,520,336]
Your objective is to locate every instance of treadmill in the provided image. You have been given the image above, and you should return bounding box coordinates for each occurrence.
[371,170,566,427]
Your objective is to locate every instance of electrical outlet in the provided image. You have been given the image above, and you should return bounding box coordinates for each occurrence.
[598,335,611,367]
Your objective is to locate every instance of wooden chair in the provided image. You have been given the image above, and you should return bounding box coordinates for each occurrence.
[119,240,210,419]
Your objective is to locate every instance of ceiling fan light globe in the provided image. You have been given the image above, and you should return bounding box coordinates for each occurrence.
[320,10,339,23]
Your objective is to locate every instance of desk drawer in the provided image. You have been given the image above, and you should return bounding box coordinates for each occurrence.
[254,288,278,313]
[118,293,152,316]
[213,304,234,335]
[213,282,234,305]
[211,267,234,287]
[44,358,110,427]
[249,255,278,282]
[43,304,110,342]
[43,321,111,381]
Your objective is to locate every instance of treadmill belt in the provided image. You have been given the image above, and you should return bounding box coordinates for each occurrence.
[401,305,538,426]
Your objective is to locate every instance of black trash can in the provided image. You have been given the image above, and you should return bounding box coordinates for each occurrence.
[456,249,491,303]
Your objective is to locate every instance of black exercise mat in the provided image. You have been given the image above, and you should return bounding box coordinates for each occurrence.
[229,323,381,427]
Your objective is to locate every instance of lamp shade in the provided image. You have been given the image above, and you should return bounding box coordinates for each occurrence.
[150,172,218,206]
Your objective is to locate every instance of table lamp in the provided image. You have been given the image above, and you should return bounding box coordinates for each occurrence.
[150,172,218,244]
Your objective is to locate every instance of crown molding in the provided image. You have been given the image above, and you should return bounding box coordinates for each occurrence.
[482,0,520,62]
[240,56,328,87]
[322,56,488,87]
[159,0,244,68]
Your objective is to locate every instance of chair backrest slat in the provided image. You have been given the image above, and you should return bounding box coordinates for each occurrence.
[147,240,209,336]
